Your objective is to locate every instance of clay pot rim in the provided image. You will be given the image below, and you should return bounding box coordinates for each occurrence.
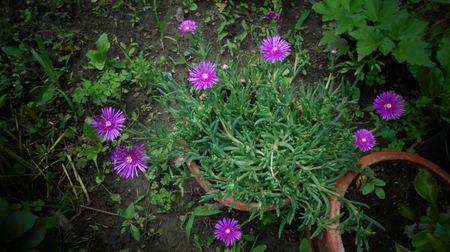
[188,162,291,212]
[325,150,450,252]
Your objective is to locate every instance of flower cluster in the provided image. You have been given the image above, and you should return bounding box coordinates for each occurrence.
[354,91,405,152]
[91,107,149,179]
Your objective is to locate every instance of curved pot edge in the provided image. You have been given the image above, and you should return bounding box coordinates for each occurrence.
[325,151,450,252]
[188,162,291,212]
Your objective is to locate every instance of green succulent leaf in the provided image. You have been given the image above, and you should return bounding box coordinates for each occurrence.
[414,169,438,205]
[0,211,38,242]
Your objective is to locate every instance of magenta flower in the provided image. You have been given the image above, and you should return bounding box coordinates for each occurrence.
[264,11,281,20]
[373,91,405,120]
[189,61,220,90]
[179,20,197,34]
[260,36,291,63]
[111,144,149,179]
[91,107,126,142]
[214,217,242,247]
[354,129,376,152]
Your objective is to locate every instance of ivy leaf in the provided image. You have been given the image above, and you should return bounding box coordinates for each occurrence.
[350,26,383,60]
[392,37,434,67]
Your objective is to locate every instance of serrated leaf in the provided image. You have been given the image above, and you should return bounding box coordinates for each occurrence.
[379,37,395,55]
[364,0,399,22]
[350,26,383,60]
[312,1,343,21]
[392,37,434,67]
[334,14,366,35]
[320,30,349,54]
[437,37,450,75]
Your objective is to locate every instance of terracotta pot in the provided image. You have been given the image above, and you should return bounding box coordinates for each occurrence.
[325,151,450,252]
[188,162,291,211]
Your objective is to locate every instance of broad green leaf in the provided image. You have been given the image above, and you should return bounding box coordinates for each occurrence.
[395,243,412,252]
[397,203,416,221]
[96,33,110,53]
[414,170,438,205]
[86,50,106,70]
[437,37,450,75]
[392,38,434,67]
[412,231,433,250]
[381,10,428,41]
[0,211,38,242]
[83,123,98,141]
[251,244,267,252]
[350,26,383,61]
[1,46,23,57]
[125,204,136,218]
[192,206,222,216]
[15,221,48,250]
[364,0,399,22]
[379,37,395,55]
[362,183,374,195]
[334,14,366,34]
[375,188,385,199]
[130,224,141,241]
[299,238,313,252]
[312,1,343,21]
[434,224,450,241]
[319,30,349,54]
[426,233,449,252]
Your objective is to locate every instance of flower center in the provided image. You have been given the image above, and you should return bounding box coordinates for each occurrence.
[126,156,133,164]
[361,138,367,143]
[105,120,112,127]
[185,26,190,31]
[271,47,279,53]
[202,73,209,80]
[384,103,392,109]
[224,228,231,234]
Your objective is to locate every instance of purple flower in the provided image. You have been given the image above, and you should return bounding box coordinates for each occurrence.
[214,217,242,247]
[264,11,281,20]
[373,91,405,120]
[189,61,220,90]
[91,107,126,142]
[354,129,376,152]
[179,20,197,34]
[111,144,149,179]
[260,36,291,63]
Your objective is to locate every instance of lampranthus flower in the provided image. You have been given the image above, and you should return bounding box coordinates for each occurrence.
[354,129,376,152]
[91,107,126,142]
[260,36,291,63]
[264,11,281,20]
[111,144,149,179]
[214,217,242,247]
[373,91,405,120]
[189,61,220,90]
[179,19,197,34]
